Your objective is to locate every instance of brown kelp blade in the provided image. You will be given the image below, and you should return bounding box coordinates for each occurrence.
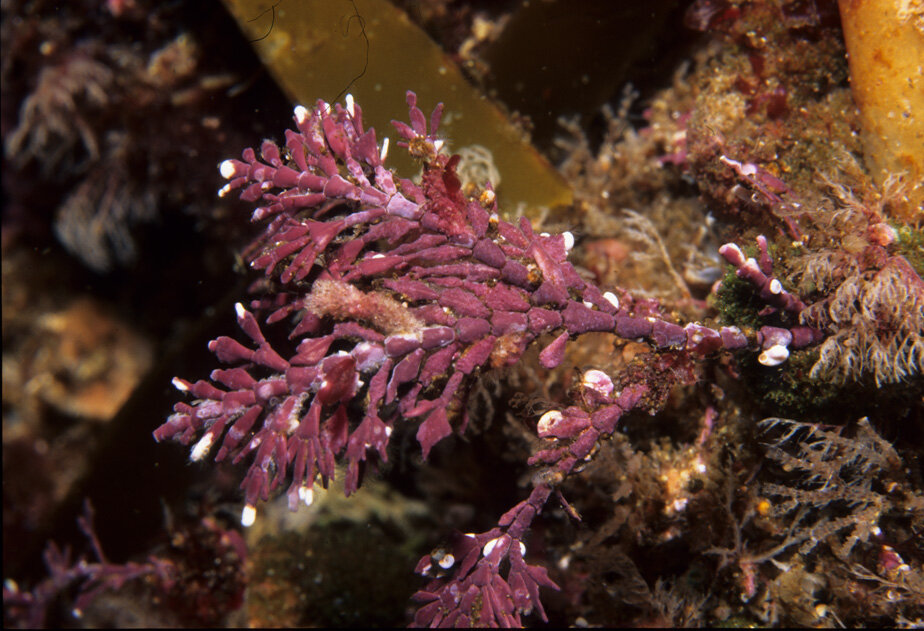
[220,0,573,215]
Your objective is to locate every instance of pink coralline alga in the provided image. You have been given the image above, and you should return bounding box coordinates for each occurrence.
[154,91,821,626]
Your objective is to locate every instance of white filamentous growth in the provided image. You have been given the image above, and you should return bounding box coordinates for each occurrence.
[483,536,502,557]
[219,159,237,179]
[759,344,790,366]
[582,369,614,397]
[537,410,563,437]
[241,504,257,527]
[380,137,390,162]
[345,93,355,118]
[190,432,214,462]
[720,243,744,262]
[743,258,762,275]
[298,485,314,508]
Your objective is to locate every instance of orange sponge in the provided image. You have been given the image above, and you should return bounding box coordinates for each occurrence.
[838,0,924,216]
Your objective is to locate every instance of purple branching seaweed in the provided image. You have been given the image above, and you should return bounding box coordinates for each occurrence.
[154,91,822,626]
[2,502,177,628]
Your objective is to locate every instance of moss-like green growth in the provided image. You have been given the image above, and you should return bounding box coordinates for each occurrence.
[711,237,805,330]
[736,344,923,423]
[713,615,761,628]
[246,520,425,627]
[743,348,840,418]
[894,224,924,278]
[710,267,765,330]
